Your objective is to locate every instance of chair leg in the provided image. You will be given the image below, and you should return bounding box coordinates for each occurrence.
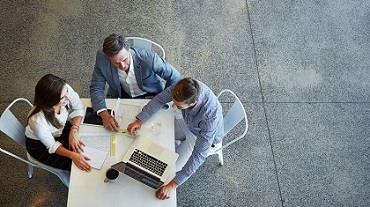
[27,164,33,179]
[217,149,224,166]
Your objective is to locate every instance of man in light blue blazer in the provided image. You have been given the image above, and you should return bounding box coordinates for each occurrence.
[90,34,181,131]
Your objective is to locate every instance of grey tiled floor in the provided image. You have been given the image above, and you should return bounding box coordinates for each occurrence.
[1,0,370,206]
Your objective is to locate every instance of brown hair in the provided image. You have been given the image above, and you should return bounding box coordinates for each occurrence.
[172,78,199,104]
[28,74,66,128]
[103,34,126,57]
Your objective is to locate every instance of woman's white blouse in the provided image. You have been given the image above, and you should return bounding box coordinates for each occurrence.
[25,84,84,154]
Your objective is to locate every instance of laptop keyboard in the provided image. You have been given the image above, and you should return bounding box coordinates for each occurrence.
[129,149,167,176]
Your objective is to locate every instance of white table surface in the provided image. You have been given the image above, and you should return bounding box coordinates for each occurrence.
[67,98,177,207]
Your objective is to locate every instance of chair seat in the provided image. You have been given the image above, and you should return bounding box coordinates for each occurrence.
[27,153,70,187]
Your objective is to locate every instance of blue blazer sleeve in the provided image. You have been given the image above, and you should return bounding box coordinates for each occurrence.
[151,52,181,88]
[135,49,181,89]
[89,51,109,112]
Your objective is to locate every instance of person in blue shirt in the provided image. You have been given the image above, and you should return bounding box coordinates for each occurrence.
[90,34,181,131]
[128,77,223,200]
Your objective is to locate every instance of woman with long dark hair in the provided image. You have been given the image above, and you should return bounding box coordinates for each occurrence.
[25,74,91,171]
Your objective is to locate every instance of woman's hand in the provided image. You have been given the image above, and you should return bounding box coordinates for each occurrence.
[69,127,85,153]
[71,152,91,172]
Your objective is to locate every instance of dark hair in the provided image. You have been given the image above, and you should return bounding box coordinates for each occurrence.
[28,74,66,128]
[103,34,126,57]
[172,78,199,104]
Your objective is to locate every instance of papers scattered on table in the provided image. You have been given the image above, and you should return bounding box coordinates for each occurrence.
[115,103,141,129]
[82,146,108,170]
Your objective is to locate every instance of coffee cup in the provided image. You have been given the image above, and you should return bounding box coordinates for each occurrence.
[104,168,119,183]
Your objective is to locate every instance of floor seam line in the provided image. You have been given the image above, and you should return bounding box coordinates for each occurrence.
[245,1,285,206]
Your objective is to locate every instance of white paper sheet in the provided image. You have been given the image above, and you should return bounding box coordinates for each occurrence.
[115,102,142,129]
[80,135,110,153]
[82,146,108,170]
[79,124,112,136]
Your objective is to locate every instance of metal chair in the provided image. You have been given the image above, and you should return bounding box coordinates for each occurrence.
[207,89,249,165]
[124,36,166,59]
[0,98,70,187]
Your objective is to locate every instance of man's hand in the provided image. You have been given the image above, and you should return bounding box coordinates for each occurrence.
[127,119,143,135]
[155,180,177,200]
[99,110,119,131]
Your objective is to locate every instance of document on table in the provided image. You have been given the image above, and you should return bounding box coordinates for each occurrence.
[79,124,111,136]
[80,135,110,153]
[114,102,142,129]
[82,146,108,170]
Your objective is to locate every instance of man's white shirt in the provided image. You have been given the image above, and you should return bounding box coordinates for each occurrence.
[118,50,146,97]
[97,50,146,115]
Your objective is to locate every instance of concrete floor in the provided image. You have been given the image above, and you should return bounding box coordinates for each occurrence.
[1,0,370,206]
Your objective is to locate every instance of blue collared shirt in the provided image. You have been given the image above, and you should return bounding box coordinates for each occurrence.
[137,80,223,185]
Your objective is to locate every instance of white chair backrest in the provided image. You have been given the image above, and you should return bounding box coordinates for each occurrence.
[124,37,166,59]
[0,109,26,147]
[0,98,32,148]
[0,98,70,187]
[223,100,246,135]
[217,89,248,149]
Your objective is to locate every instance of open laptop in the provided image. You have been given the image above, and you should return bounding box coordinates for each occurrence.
[111,137,178,189]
